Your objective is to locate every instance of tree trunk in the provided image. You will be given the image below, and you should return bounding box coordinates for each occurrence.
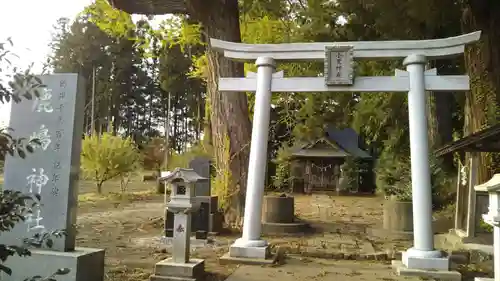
[461,0,500,182]
[173,97,178,153]
[427,59,458,172]
[188,0,252,227]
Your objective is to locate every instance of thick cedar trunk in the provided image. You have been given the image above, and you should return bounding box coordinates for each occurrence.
[427,59,457,172]
[188,0,252,227]
[461,0,500,182]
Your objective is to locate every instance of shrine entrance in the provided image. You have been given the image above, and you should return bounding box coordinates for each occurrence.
[210,31,481,273]
[289,129,373,193]
[309,160,334,189]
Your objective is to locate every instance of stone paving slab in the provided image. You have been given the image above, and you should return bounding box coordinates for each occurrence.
[224,257,422,281]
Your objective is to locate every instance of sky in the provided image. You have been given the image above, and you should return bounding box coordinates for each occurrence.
[0,0,94,126]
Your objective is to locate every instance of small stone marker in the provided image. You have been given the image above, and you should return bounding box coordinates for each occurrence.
[2,74,84,251]
[189,157,211,197]
[189,156,213,239]
[152,168,206,281]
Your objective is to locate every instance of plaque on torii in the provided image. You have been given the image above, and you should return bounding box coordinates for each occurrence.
[324,46,354,86]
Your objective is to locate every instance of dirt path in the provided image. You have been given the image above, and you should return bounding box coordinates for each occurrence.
[226,257,421,281]
[74,190,413,281]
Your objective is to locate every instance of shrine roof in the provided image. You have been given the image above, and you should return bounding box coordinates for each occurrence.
[435,124,500,156]
[291,127,371,159]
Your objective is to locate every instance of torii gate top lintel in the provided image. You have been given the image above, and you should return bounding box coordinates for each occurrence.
[209,31,481,61]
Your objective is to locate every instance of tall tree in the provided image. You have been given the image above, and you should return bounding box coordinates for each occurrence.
[461,0,500,181]
[91,0,252,224]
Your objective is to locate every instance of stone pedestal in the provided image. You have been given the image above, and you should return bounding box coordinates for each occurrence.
[383,199,413,232]
[150,258,205,281]
[261,195,309,235]
[0,248,105,281]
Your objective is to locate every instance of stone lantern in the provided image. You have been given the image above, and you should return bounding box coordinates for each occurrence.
[151,168,207,281]
[474,173,500,281]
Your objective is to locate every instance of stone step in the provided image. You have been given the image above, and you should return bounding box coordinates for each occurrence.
[150,274,196,281]
[153,258,204,279]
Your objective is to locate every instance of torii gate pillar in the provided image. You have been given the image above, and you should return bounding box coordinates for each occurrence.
[227,57,275,260]
[401,54,448,269]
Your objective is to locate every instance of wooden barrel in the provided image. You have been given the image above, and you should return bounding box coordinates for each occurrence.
[262,195,295,223]
[383,198,413,231]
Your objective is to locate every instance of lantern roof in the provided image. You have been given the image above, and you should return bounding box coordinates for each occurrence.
[158,168,207,183]
[474,174,500,193]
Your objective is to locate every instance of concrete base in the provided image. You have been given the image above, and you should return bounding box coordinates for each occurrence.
[261,221,309,235]
[229,244,270,259]
[0,247,105,281]
[392,260,461,281]
[402,250,450,270]
[150,258,205,281]
[219,253,274,265]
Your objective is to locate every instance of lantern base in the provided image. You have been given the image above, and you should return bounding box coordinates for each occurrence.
[150,258,205,281]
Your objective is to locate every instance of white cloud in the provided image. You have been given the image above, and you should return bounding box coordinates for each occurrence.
[0,0,94,125]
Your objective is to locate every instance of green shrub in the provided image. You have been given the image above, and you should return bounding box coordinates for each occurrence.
[81,132,141,193]
[271,145,294,190]
[376,151,453,207]
[165,143,210,171]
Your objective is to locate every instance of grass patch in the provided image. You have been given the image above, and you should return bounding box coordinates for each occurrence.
[78,190,157,203]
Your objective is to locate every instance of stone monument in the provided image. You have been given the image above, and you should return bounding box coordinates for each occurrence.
[189,156,223,236]
[152,168,206,281]
[0,74,105,281]
[473,174,500,281]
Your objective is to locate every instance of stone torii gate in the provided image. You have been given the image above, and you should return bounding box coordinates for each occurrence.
[211,31,481,275]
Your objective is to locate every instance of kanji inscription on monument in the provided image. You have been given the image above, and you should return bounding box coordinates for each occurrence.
[324,45,354,85]
[2,73,85,252]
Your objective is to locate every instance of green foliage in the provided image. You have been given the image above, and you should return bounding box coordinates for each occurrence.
[83,0,135,39]
[165,143,211,171]
[50,9,206,149]
[479,219,493,233]
[81,132,141,193]
[342,157,369,192]
[376,151,453,206]
[211,136,232,211]
[271,145,294,189]
[0,38,69,280]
